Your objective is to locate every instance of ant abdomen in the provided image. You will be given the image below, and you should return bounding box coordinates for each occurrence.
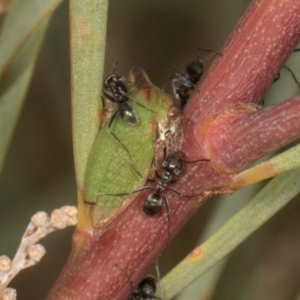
[143,194,162,216]
[118,102,139,125]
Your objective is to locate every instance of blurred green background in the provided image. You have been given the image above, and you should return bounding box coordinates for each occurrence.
[1,0,300,299]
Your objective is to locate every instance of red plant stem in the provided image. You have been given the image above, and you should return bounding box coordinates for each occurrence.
[46,0,300,299]
[201,95,300,173]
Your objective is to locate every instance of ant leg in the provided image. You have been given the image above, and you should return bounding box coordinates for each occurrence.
[120,77,134,85]
[267,72,281,105]
[129,163,146,180]
[273,72,280,83]
[125,93,155,113]
[167,186,204,199]
[166,186,182,196]
[102,185,153,197]
[155,170,161,179]
[178,158,210,180]
[165,70,188,93]
[182,158,210,164]
[107,109,132,159]
[173,74,194,89]
[282,65,300,90]
[147,178,156,183]
[128,159,157,183]
[197,47,223,57]
[166,72,176,83]
[111,61,119,73]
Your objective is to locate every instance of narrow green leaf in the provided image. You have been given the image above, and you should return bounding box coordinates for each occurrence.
[0,0,62,77]
[70,0,109,188]
[161,169,300,299]
[264,141,300,174]
[177,190,251,300]
[83,67,172,229]
[0,19,50,174]
[231,141,300,189]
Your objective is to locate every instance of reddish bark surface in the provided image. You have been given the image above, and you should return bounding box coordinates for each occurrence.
[46,0,300,299]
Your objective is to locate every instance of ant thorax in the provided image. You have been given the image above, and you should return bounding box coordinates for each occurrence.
[104,73,127,101]
[101,72,126,125]
[143,150,186,218]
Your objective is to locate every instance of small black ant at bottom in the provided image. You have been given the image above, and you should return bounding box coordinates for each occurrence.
[114,264,161,300]
[130,276,160,300]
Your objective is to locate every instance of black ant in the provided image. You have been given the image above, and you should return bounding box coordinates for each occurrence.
[144,152,210,214]
[102,68,155,156]
[103,72,138,126]
[130,276,160,300]
[102,71,139,154]
[114,263,161,300]
[105,150,210,235]
[172,48,221,110]
[143,151,185,216]
[139,151,210,235]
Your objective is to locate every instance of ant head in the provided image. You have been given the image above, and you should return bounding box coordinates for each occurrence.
[186,60,204,84]
[162,152,185,175]
[104,73,121,88]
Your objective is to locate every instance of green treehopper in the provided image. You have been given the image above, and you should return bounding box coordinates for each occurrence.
[83,66,172,229]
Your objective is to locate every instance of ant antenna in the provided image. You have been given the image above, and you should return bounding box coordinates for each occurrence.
[112,61,119,73]
[282,65,300,90]
[197,47,223,57]
[107,109,133,159]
